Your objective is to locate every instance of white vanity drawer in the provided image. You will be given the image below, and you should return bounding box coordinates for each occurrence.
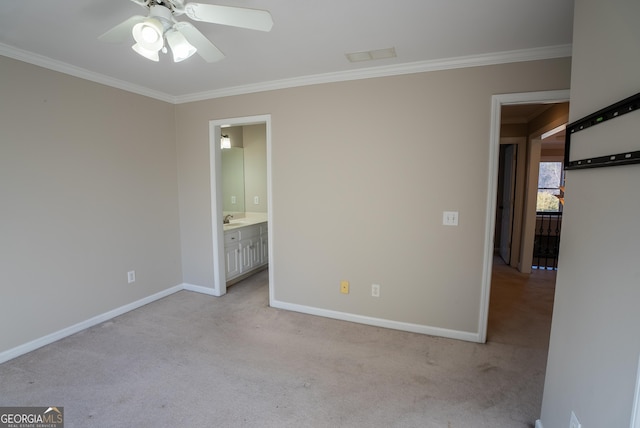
[239,224,260,239]
[224,230,240,244]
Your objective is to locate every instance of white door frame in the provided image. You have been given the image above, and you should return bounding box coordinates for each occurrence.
[478,90,569,343]
[209,114,272,297]
[632,353,640,428]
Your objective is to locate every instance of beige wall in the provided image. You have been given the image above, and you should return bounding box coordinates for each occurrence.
[0,52,572,357]
[540,0,640,426]
[0,57,182,354]
[176,58,571,335]
[243,124,268,213]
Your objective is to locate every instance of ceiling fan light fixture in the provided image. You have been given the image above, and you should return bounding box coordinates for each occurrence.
[101,2,274,64]
[132,18,164,51]
[132,43,160,61]
[166,29,197,62]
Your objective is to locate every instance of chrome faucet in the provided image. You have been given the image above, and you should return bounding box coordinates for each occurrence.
[223,214,233,224]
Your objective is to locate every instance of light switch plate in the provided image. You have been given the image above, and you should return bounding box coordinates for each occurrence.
[371,283,380,297]
[443,211,459,226]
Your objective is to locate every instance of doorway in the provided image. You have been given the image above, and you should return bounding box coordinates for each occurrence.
[209,115,273,298]
[478,90,569,343]
[488,98,569,342]
[495,140,526,267]
[497,144,516,264]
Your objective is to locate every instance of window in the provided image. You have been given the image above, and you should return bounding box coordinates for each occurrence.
[536,161,563,212]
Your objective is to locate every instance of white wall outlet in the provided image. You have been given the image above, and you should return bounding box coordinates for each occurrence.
[231,195,236,204]
[443,211,459,226]
[127,270,136,284]
[569,411,581,428]
[371,283,380,297]
[254,196,260,204]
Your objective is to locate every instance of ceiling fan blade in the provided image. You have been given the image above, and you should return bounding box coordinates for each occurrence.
[98,15,145,43]
[182,3,273,32]
[174,22,225,63]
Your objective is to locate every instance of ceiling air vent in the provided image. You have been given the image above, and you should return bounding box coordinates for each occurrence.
[346,47,396,63]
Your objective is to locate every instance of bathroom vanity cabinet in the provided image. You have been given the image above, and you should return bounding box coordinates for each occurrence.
[223,222,268,284]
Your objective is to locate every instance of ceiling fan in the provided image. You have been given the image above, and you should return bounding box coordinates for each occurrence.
[99,0,273,63]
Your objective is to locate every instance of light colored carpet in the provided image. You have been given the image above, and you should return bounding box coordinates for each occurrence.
[0,262,554,427]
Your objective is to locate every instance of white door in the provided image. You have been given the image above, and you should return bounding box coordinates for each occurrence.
[499,144,516,263]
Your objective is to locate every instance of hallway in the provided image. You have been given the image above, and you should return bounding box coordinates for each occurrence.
[488,256,556,349]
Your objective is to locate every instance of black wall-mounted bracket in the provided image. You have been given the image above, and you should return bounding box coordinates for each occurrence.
[564,91,640,170]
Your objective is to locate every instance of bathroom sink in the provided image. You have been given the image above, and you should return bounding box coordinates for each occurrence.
[223,221,247,229]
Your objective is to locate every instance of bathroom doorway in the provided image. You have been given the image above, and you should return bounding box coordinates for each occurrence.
[209,115,272,298]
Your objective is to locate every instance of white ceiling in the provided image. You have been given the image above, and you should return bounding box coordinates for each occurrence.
[0,0,575,103]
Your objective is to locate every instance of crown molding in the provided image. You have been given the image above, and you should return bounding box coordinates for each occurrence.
[0,43,175,103]
[174,44,572,103]
[1,42,571,105]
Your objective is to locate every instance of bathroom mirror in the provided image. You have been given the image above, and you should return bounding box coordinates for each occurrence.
[221,147,245,214]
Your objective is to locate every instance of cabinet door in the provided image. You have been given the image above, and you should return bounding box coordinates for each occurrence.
[240,239,256,273]
[225,242,241,279]
[260,234,269,265]
[249,239,261,267]
[243,239,260,270]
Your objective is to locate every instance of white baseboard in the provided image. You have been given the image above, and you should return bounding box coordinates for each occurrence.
[0,284,183,365]
[535,419,544,428]
[182,282,219,296]
[270,298,481,343]
[1,283,483,365]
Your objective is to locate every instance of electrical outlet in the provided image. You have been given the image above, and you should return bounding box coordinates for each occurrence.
[340,280,349,294]
[371,283,380,297]
[254,196,260,205]
[127,270,136,284]
[443,211,459,226]
[570,411,581,428]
